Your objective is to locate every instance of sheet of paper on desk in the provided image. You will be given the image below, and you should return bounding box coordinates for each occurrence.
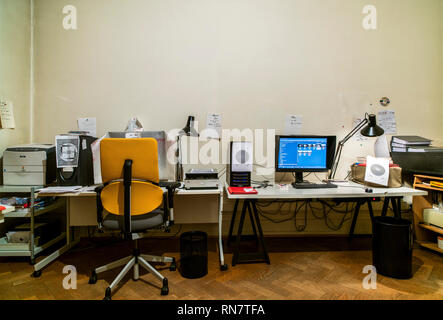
[364,156,389,186]
[206,114,222,139]
[284,115,302,135]
[77,117,97,137]
[38,186,82,193]
[0,100,15,129]
[377,110,397,134]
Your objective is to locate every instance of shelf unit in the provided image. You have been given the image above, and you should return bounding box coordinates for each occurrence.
[0,185,66,264]
[412,175,443,255]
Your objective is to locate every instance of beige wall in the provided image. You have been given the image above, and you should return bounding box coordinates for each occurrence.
[441,1,443,123]
[2,0,440,235]
[33,0,443,179]
[0,0,31,155]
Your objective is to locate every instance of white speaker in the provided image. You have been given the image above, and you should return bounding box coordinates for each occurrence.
[231,141,253,172]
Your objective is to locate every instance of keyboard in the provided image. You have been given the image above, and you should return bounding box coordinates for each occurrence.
[292,182,338,189]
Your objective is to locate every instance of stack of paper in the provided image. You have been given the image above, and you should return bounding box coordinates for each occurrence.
[38,186,83,194]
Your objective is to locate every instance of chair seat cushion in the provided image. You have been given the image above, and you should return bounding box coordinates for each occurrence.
[103,209,164,232]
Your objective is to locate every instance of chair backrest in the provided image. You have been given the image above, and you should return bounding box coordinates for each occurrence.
[100,138,163,216]
[100,138,160,183]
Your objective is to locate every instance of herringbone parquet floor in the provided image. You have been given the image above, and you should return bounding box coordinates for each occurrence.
[0,237,442,300]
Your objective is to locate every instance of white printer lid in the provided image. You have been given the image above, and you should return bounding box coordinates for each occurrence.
[6,144,54,152]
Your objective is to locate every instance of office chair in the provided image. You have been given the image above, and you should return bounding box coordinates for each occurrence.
[88,138,180,300]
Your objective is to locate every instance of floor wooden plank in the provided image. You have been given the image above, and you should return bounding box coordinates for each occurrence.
[0,237,442,300]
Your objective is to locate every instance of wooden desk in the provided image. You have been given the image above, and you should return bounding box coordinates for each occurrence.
[37,186,228,271]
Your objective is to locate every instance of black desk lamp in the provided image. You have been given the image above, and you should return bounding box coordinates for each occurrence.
[176,116,199,181]
[329,113,384,180]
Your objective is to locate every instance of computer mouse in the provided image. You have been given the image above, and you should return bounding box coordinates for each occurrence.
[365,188,373,193]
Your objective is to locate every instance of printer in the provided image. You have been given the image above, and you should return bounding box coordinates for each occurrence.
[184,169,219,190]
[3,144,56,186]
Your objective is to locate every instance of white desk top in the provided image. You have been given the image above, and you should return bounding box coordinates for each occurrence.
[37,185,223,197]
[226,182,427,200]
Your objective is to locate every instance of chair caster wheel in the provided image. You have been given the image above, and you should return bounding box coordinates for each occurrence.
[161,278,169,296]
[220,264,228,271]
[169,258,176,271]
[103,287,112,300]
[32,270,42,278]
[89,271,97,284]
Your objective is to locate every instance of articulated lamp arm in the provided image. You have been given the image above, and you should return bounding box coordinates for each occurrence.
[329,115,369,180]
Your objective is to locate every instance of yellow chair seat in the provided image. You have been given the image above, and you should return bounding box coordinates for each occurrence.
[101,181,163,216]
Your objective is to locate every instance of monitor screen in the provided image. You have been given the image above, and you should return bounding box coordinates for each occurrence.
[275,136,336,172]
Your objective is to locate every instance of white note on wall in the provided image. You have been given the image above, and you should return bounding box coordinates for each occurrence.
[377,110,397,134]
[206,114,222,139]
[284,115,303,135]
[0,100,16,129]
[77,117,97,137]
[352,117,368,141]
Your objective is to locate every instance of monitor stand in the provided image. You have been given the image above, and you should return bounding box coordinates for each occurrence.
[291,172,338,189]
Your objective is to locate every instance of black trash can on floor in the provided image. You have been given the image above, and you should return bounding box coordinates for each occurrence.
[179,231,208,279]
[372,216,413,279]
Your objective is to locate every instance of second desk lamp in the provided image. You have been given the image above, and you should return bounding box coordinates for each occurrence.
[176,116,199,181]
[329,113,385,180]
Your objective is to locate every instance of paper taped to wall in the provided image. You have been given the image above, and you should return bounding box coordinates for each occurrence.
[377,110,397,134]
[0,100,16,129]
[284,115,302,135]
[205,114,222,138]
[352,117,368,141]
[77,117,97,137]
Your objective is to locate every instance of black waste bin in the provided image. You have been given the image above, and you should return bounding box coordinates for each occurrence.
[372,216,413,279]
[179,231,208,279]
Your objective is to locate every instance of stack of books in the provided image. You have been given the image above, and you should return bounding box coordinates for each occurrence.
[391,136,442,153]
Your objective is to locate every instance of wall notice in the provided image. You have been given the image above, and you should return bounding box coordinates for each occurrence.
[0,100,16,129]
[377,110,397,134]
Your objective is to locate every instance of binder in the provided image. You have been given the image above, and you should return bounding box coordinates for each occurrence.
[227,187,258,195]
[391,136,431,146]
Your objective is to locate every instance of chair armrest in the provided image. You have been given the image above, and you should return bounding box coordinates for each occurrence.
[159,181,181,226]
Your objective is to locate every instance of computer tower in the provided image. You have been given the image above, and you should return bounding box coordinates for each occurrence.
[229,141,252,187]
[55,134,97,186]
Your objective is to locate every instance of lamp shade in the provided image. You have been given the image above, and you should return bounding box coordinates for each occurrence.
[360,114,384,137]
[180,116,199,137]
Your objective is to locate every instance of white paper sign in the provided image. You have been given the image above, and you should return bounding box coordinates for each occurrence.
[377,110,397,134]
[77,117,97,137]
[284,115,303,135]
[352,117,368,141]
[55,135,80,168]
[206,114,222,138]
[0,100,15,129]
[364,156,390,186]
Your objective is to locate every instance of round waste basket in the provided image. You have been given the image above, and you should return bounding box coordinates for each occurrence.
[179,231,208,279]
[372,216,413,279]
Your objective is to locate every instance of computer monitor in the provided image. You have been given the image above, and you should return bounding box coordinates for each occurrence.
[275,135,336,184]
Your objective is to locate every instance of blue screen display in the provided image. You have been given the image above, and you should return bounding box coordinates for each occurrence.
[278,137,327,170]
